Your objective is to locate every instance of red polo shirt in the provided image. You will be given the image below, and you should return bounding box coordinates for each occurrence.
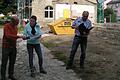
[2,23,20,48]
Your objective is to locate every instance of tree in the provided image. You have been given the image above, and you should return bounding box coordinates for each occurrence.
[104,8,117,22]
[0,0,17,15]
[0,0,4,13]
[4,0,12,4]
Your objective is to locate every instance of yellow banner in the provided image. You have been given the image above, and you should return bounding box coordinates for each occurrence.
[63,9,70,18]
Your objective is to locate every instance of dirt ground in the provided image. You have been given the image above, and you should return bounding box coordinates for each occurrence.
[41,26,120,80]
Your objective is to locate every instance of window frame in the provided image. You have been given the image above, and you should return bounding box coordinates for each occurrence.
[44,6,54,19]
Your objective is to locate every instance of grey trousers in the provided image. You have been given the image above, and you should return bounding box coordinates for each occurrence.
[68,35,87,66]
[1,48,17,78]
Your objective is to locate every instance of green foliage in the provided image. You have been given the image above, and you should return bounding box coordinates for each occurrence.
[104,8,117,22]
[0,0,17,15]
[43,42,58,48]
[18,24,24,33]
[51,51,68,64]
[111,13,117,22]
[104,8,113,16]
[0,25,3,28]
[41,38,69,64]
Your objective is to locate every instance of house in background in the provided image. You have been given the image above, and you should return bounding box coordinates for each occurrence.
[32,0,97,28]
[107,0,120,22]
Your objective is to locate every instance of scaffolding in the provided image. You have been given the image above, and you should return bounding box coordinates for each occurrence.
[17,0,32,23]
[97,0,104,23]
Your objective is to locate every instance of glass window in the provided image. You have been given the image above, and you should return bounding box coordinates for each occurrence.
[50,7,53,10]
[50,11,53,18]
[45,7,48,10]
[44,6,54,19]
[45,11,48,17]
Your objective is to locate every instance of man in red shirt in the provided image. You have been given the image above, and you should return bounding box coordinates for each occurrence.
[1,16,24,80]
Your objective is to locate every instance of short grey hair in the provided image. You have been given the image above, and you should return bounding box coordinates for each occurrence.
[82,11,89,16]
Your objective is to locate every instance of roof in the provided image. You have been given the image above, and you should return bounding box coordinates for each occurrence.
[107,1,120,4]
[59,0,97,4]
[85,0,97,4]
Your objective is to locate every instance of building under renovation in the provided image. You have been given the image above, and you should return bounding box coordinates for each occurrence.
[107,0,120,22]
[31,0,97,27]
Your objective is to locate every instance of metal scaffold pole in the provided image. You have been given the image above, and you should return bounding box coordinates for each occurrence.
[97,0,104,23]
[29,0,31,18]
[17,0,25,26]
[23,0,25,19]
[17,0,21,26]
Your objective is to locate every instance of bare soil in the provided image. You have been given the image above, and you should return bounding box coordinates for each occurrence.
[41,27,120,80]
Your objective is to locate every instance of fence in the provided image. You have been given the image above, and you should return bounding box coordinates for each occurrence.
[92,23,120,49]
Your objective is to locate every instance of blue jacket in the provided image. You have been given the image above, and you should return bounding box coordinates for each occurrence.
[72,17,92,36]
[23,22,42,44]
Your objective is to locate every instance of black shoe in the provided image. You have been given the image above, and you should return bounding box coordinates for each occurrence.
[40,68,47,74]
[30,68,36,77]
[30,72,35,77]
[80,65,84,69]
[1,77,7,80]
[66,60,73,70]
[66,63,72,70]
[66,65,72,70]
[8,76,17,80]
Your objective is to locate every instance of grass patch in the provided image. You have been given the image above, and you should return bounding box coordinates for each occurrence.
[41,38,69,64]
[51,51,68,64]
[42,41,58,48]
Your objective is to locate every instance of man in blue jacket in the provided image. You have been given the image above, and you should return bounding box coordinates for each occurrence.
[66,11,93,69]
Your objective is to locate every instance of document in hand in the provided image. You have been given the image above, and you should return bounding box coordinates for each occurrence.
[78,23,93,35]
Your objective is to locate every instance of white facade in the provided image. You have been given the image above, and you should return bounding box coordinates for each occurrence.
[55,4,95,23]
[32,0,97,27]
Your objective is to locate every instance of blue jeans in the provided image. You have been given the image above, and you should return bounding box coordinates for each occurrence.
[68,35,87,66]
[27,44,43,70]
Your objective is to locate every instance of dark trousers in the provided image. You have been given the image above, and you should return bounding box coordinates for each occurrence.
[68,35,87,66]
[1,48,17,79]
[27,44,43,70]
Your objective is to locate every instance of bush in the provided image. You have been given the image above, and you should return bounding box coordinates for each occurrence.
[0,19,5,25]
[104,8,117,23]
